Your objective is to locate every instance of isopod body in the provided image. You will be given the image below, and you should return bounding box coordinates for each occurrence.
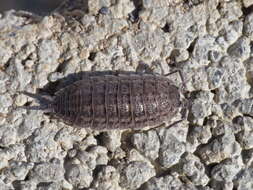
[22,72,182,130]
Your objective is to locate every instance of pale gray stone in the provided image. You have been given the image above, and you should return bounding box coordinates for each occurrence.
[30,159,64,182]
[24,126,61,163]
[180,153,209,186]
[227,37,250,60]
[100,131,122,152]
[224,20,243,45]
[234,168,253,190]
[110,0,135,18]
[158,122,188,168]
[190,91,214,125]
[208,50,223,63]
[210,181,234,190]
[216,57,250,103]
[120,161,155,189]
[37,39,60,87]
[192,35,216,66]
[131,28,166,61]
[0,70,10,94]
[15,59,32,90]
[207,67,225,89]
[237,98,253,117]
[92,166,121,190]
[0,125,17,147]
[0,161,33,184]
[0,93,13,114]
[88,146,108,165]
[131,129,160,160]
[236,116,253,149]
[186,124,212,152]
[198,126,241,164]
[0,180,14,190]
[211,157,243,182]
[218,1,243,22]
[243,0,253,7]
[145,173,198,190]
[65,164,93,188]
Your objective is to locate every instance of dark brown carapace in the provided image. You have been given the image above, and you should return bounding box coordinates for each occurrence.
[21,72,182,130]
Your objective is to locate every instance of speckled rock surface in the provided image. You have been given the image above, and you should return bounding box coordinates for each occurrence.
[0,0,253,189]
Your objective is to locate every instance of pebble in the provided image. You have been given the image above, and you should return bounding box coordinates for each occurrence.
[120,161,155,189]
[131,129,160,160]
[227,37,250,60]
[157,122,188,168]
[180,153,209,186]
[198,126,242,164]
[92,166,121,190]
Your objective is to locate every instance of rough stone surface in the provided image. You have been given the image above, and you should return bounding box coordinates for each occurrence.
[92,165,121,190]
[157,121,188,168]
[131,129,160,160]
[145,173,197,190]
[180,153,209,186]
[119,161,156,189]
[0,0,252,189]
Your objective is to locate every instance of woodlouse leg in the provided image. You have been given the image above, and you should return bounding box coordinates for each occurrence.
[151,119,184,131]
[164,70,185,86]
[164,70,187,94]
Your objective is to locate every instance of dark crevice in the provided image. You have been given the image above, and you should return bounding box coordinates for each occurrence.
[232,115,244,126]
[88,52,97,61]
[169,49,180,62]
[250,41,253,56]
[37,182,54,188]
[162,22,173,33]
[128,0,143,23]
[205,162,218,177]
[187,37,197,55]
[216,1,222,10]
[56,60,69,73]
[12,173,30,189]
[3,61,10,71]
[23,101,33,107]
[183,0,204,9]
[242,4,253,16]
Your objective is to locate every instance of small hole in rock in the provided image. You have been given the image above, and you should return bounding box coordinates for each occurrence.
[88,52,96,61]
[162,22,173,33]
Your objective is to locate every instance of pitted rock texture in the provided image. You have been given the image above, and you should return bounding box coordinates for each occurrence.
[0,0,253,189]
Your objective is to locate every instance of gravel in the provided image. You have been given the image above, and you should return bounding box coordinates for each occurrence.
[0,0,253,189]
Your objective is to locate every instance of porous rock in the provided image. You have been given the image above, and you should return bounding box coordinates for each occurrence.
[120,161,156,189]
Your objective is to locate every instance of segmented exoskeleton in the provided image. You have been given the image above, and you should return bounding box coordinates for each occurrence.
[21,71,183,130]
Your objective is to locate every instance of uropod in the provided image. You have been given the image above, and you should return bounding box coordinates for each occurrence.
[20,71,187,130]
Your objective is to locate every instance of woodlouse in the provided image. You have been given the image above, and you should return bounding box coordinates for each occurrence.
[20,71,184,130]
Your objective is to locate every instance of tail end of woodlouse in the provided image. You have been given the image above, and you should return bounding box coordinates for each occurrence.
[18,91,54,112]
